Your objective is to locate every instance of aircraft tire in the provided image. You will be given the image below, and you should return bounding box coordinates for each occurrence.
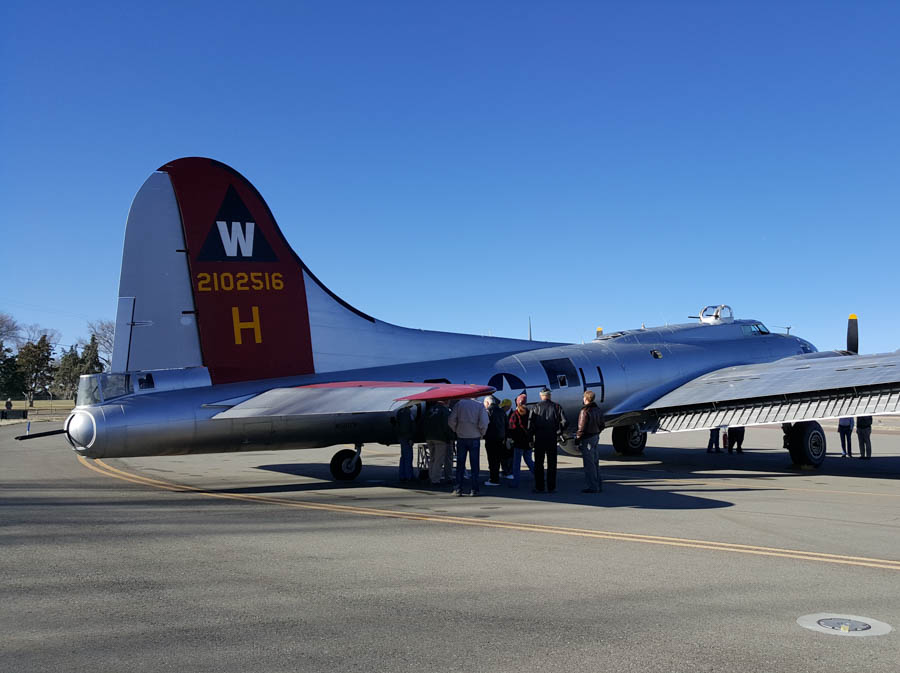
[330,449,363,480]
[558,437,582,457]
[788,421,826,467]
[612,425,647,456]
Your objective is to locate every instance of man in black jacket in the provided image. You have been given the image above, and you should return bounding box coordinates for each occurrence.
[396,405,418,481]
[483,396,507,486]
[528,387,568,493]
[425,400,455,485]
[856,415,873,459]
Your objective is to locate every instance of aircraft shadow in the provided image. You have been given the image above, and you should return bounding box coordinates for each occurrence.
[236,442,900,510]
[601,444,900,480]
[243,461,742,510]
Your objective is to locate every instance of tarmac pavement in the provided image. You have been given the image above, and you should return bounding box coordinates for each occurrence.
[2,422,899,672]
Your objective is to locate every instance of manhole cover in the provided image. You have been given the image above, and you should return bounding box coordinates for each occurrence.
[798,613,893,637]
[818,618,871,633]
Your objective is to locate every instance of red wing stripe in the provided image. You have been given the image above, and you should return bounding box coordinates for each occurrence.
[298,380,495,401]
[394,385,495,401]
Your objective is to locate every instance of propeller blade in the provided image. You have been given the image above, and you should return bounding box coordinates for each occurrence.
[847,313,858,354]
[14,428,66,441]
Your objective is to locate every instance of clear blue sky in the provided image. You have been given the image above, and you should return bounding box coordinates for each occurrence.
[2,1,898,355]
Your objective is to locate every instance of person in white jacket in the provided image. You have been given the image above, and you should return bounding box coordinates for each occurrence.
[449,397,488,496]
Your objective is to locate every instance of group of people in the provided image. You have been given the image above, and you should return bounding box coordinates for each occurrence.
[706,426,746,453]
[706,416,875,458]
[397,388,606,497]
[397,400,881,494]
[837,416,874,459]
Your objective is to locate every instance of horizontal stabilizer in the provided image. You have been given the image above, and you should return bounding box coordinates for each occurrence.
[213,381,494,419]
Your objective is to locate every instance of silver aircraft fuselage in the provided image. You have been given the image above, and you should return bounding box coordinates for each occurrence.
[66,319,816,460]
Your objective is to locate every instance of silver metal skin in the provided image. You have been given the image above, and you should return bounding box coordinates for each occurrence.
[68,318,816,460]
[65,160,895,475]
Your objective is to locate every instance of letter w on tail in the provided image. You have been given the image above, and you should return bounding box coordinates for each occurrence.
[217,221,255,257]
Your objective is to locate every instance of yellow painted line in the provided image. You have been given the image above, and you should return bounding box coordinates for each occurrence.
[78,456,900,571]
[78,455,184,492]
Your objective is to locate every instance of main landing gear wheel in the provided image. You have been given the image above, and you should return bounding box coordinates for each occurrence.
[786,421,827,467]
[612,425,647,456]
[330,447,363,481]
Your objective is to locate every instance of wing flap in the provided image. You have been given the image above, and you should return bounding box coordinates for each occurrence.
[641,352,900,432]
[213,381,493,419]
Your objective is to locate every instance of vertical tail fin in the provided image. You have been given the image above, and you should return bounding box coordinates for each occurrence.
[114,158,321,383]
[111,158,556,384]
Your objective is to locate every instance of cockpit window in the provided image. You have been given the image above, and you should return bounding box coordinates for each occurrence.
[741,323,771,336]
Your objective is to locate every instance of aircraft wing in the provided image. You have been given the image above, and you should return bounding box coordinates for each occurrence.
[627,351,900,432]
[210,381,494,419]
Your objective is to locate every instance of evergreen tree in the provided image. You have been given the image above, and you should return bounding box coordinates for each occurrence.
[80,335,104,375]
[17,336,54,407]
[0,342,24,400]
[53,345,82,399]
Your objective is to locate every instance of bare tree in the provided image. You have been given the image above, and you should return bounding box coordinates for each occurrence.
[87,319,115,370]
[0,312,21,346]
[21,323,62,348]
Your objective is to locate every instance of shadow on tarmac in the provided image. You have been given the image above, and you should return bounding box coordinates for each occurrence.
[241,461,740,511]
[235,442,899,511]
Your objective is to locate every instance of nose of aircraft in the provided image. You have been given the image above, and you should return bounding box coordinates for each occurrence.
[65,410,97,451]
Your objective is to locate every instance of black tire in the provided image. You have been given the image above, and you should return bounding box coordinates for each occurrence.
[612,425,647,456]
[788,421,827,467]
[558,436,582,457]
[330,449,363,480]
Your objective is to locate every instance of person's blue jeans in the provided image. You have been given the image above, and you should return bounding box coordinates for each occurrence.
[399,439,415,480]
[508,446,535,488]
[838,427,853,456]
[455,438,481,493]
[580,434,602,491]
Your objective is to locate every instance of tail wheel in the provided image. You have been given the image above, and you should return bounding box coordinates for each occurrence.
[788,421,827,467]
[330,448,363,480]
[612,425,647,456]
[558,436,583,457]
